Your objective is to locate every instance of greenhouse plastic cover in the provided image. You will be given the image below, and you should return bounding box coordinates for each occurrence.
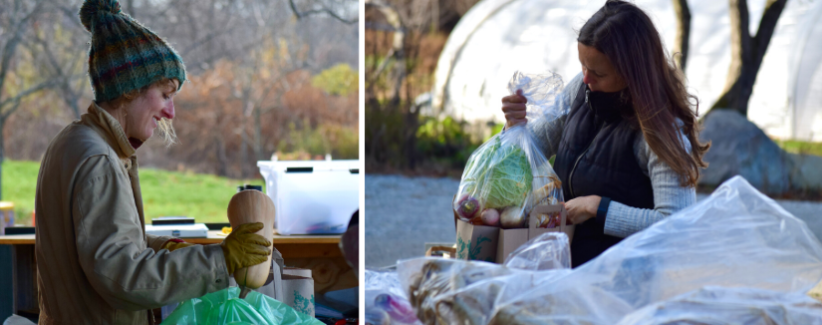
[397,176,822,324]
[431,0,822,141]
[160,287,321,325]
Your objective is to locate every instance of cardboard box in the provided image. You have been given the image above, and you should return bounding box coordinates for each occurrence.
[455,204,574,264]
[455,220,499,262]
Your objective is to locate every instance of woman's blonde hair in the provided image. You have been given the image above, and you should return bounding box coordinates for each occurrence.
[105,77,179,146]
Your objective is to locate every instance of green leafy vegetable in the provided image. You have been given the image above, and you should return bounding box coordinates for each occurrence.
[465,136,532,209]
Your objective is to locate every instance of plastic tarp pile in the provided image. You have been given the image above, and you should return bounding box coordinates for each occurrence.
[160,287,322,325]
[391,176,822,324]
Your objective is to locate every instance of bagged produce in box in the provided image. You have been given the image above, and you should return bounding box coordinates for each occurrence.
[454,71,565,228]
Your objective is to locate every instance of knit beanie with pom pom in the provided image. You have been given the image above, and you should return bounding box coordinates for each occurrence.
[80,0,186,103]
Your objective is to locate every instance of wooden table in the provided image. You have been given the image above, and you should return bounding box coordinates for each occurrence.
[0,231,357,319]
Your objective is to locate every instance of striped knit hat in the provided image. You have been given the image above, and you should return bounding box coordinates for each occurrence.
[80,0,186,103]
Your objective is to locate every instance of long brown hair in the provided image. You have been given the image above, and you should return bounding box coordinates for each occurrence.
[578,0,710,187]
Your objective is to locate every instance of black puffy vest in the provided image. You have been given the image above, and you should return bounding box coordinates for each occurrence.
[553,84,654,268]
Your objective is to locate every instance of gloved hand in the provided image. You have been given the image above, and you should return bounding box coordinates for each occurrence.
[220,222,272,274]
[162,238,195,252]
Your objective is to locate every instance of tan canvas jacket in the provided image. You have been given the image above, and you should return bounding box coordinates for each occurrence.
[34,103,229,325]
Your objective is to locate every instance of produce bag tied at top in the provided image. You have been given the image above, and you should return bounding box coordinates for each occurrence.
[454,71,565,229]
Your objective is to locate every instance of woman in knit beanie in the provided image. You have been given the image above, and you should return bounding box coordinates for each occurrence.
[34,1,272,323]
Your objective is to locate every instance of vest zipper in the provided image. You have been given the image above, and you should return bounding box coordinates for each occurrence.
[568,89,605,199]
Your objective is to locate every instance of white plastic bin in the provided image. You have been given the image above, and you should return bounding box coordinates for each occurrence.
[258,159,359,235]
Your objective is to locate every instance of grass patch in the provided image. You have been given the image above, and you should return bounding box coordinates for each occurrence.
[2,160,264,226]
[775,140,822,157]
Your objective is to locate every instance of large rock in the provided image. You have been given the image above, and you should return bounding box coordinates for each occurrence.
[698,109,822,196]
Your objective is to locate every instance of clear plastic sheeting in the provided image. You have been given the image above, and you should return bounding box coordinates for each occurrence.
[616,286,822,325]
[453,71,564,230]
[489,176,822,324]
[364,270,422,325]
[397,258,570,325]
[160,287,322,325]
[507,71,565,122]
[503,232,571,270]
[400,176,822,324]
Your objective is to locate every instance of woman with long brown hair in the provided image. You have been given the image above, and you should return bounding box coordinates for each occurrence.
[502,0,710,267]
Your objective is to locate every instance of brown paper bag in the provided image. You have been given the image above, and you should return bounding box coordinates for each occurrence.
[496,205,573,263]
[528,204,574,243]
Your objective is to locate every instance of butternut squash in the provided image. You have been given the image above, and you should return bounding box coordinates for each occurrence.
[227,190,275,288]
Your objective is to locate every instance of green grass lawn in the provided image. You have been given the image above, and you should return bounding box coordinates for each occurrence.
[2,160,264,226]
[775,139,822,157]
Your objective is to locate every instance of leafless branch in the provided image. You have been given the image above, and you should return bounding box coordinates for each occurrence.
[0,79,58,111]
[289,0,358,25]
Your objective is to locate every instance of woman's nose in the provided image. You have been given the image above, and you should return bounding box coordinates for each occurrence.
[582,71,594,85]
[161,101,175,120]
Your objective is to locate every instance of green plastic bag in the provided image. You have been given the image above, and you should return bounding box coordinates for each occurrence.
[161,287,323,325]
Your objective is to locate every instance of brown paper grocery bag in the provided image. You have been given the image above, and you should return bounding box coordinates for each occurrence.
[283,267,315,317]
[497,205,573,263]
[496,228,529,263]
[529,205,574,243]
[455,218,499,263]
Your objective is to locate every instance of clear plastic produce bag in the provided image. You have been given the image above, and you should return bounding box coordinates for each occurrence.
[397,257,570,325]
[160,287,321,325]
[503,232,571,270]
[364,269,422,325]
[453,71,565,228]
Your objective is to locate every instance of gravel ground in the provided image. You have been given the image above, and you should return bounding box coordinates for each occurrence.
[365,174,822,268]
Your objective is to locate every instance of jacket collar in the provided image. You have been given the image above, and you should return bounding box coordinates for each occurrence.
[82,102,136,159]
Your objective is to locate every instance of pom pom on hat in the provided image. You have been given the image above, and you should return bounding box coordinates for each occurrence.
[79,0,122,32]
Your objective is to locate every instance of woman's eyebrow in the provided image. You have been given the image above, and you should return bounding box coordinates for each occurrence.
[581,62,600,75]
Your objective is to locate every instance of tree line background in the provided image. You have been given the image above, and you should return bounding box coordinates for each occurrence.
[365,0,482,176]
[1,0,359,186]
[364,0,791,177]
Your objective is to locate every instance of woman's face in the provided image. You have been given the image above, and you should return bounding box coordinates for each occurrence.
[124,80,178,142]
[578,42,627,93]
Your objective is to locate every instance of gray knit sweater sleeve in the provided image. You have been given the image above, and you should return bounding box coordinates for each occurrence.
[603,126,697,238]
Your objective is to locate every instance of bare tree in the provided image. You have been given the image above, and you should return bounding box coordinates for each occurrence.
[28,1,89,119]
[0,0,56,199]
[289,0,359,24]
[672,0,691,71]
[710,0,788,116]
[365,0,406,105]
